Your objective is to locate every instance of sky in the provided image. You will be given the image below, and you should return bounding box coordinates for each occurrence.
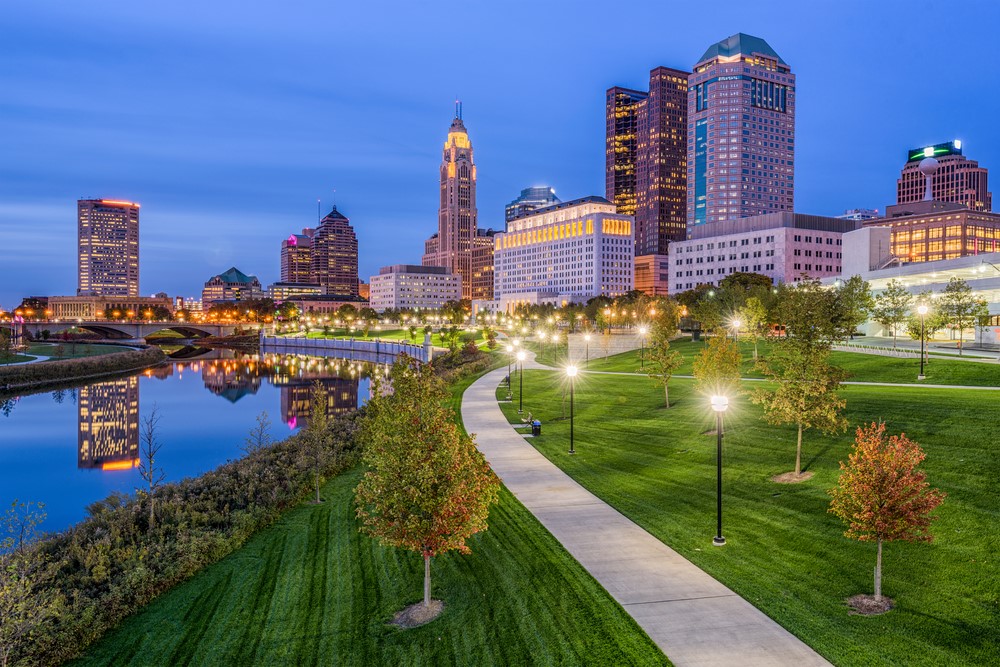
[2,0,999,308]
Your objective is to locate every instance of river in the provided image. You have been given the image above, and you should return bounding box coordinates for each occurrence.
[0,348,379,533]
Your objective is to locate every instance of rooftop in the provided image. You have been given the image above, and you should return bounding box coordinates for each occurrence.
[213,267,259,284]
[696,33,787,67]
[508,195,615,221]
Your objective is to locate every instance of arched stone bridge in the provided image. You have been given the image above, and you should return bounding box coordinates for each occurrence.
[12,321,248,341]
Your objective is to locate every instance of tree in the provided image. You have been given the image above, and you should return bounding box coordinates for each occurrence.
[871,279,912,349]
[303,381,331,504]
[829,422,945,602]
[646,327,683,408]
[242,411,273,455]
[752,346,848,478]
[692,334,742,401]
[138,405,165,529]
[355,358,500,611]
[832,275,873,342]
[0,501,61,667]
[775,279,838,351]
[905,293,947,350]
[939,276,989,356]
[408,325,418,342]
[482,325,497,350]
[738,296,769,360]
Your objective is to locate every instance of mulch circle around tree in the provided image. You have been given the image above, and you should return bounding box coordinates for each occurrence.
[390,600,444,629]
[771,471,814,484]
[846,594,894,616]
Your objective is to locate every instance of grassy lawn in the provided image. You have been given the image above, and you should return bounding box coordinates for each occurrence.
[306,328,497,351]
[539,337,1000,387]
[28,342,129,360]
[75,467,668,666]
[0,354,34,365]
[497,370,1000,666]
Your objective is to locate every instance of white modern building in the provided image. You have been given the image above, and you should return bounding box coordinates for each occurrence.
[826,226,1000,345]
[493,196,634,312]
[368,265,461,312]
[668,212,860,293]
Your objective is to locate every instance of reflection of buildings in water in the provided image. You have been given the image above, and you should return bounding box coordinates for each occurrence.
[201,359,262,403]
[279,377,359,429]
[143,364,174,380]
[78,376,139,471]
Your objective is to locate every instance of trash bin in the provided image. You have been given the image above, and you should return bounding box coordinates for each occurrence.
[691,330,702,342]
[531,420,542,436]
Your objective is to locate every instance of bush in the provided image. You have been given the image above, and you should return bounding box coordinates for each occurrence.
[10,411,362,666]
[0,347,165,392]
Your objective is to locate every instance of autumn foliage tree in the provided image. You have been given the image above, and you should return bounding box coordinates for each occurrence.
[829,423,945,602]
[355,356,500,610]
[692,334,742,399]
[645,300,683,408]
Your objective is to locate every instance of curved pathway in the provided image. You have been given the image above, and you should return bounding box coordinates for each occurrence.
[462,356,830,667]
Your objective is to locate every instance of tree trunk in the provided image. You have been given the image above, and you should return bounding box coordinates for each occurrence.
[149,498,155,529]
[753,340,758,360]
[957,329,963,356]
[315,468,321,504]
[874,538,883,601]
[795,423,803,476]
[424,554,432,607]
[664,383,670,409]
[892,327,897,349]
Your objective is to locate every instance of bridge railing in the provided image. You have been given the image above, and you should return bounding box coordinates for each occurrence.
[260,336,432,364]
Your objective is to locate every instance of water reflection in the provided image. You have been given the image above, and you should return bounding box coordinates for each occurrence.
[77,376,139,471]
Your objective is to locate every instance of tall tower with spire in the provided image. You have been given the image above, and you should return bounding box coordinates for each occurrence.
[312,204,359,297]
[423,104,481,299]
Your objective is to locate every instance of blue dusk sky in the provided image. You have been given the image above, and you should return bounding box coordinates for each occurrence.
[1,0,998,307]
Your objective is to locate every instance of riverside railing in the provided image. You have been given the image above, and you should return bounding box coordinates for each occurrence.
[260,334,432,364]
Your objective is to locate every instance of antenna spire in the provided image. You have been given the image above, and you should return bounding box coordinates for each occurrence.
[455,99,462,119]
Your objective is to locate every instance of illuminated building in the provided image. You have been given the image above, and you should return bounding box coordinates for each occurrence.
[505,187,561,224]
[688,34,795,229]
[358,280,370,301]
[312,206,359,297]
[471,229,495,301]
[669,212,858,293]
[202,360,262,402]
[369,265,461,312]
[493,196,634,310]
[280,377,359,428]
[268,282,323,301]
[77,199,140,297]
[837,208,880,221]
[864,207,1000,263]
[634,254,671,296]
[281,228,315,283]
[422,106,487,300]
[78,376,139,470]
[896,140,991,212]
[48,294,173,320]
[606,87,647,220]
[201,267,264,306]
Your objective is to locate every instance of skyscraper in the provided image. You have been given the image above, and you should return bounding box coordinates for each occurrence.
[422,106,482,300]
[687,33,795,229]
[280,228,315,283]
[896,140,991,212]
[77,376,139,471]
[505,186,561,224]
[606,67,688,256]
[77,199,140,297]
[312,205,359,297]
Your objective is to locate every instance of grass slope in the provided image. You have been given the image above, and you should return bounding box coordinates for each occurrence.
[499,370,1000,666]
[75,468,668,667]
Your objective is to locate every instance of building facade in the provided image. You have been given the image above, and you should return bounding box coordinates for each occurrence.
[422,109,479,299]
[505,186,561,224]
[634,254,671,296]
[280,229,315,283]
[368,265,462,312]
[48,295,173,320]
[606,68,689,256]
[896,140,991,212]
[687,33,795,229]
[668,212,858,293]
[202,267,264,306]
[493,196,634,308]
[471,229,495,301]
[268,282,323,301]
[837,208,880,221]
[77,199,140,298]
[864,206,1000,264]
[78,376,139,471]
[312,206,359,297]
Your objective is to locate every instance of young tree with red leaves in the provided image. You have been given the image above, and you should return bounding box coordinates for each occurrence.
[355,356,500,610]
[829,422,945,602]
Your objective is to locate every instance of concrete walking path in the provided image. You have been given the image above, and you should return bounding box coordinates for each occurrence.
[462,357,831,667]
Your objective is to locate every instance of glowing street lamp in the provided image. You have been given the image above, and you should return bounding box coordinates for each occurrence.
[516,350,527,414]
[917,304,929,380]
[566,365,578,454]
[710,395,729,547]
[731,318,742,340]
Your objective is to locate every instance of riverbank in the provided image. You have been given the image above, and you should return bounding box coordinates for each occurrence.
[0,345,166,395]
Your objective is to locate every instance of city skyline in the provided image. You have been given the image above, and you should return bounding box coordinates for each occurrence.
[3,1,1000,306]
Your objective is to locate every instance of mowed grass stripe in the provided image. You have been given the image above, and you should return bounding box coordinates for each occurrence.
[499,369,1000,666]
[75,466,669,666]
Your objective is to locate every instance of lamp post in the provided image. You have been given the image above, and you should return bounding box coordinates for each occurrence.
[505,344,514,396]
[517,350,526,414]
[566,365,578,454]
[917,304,928,380]
[710,395,729,546]
[638,325,648,370]
[731,318,742,340]
[584,333,591,367]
